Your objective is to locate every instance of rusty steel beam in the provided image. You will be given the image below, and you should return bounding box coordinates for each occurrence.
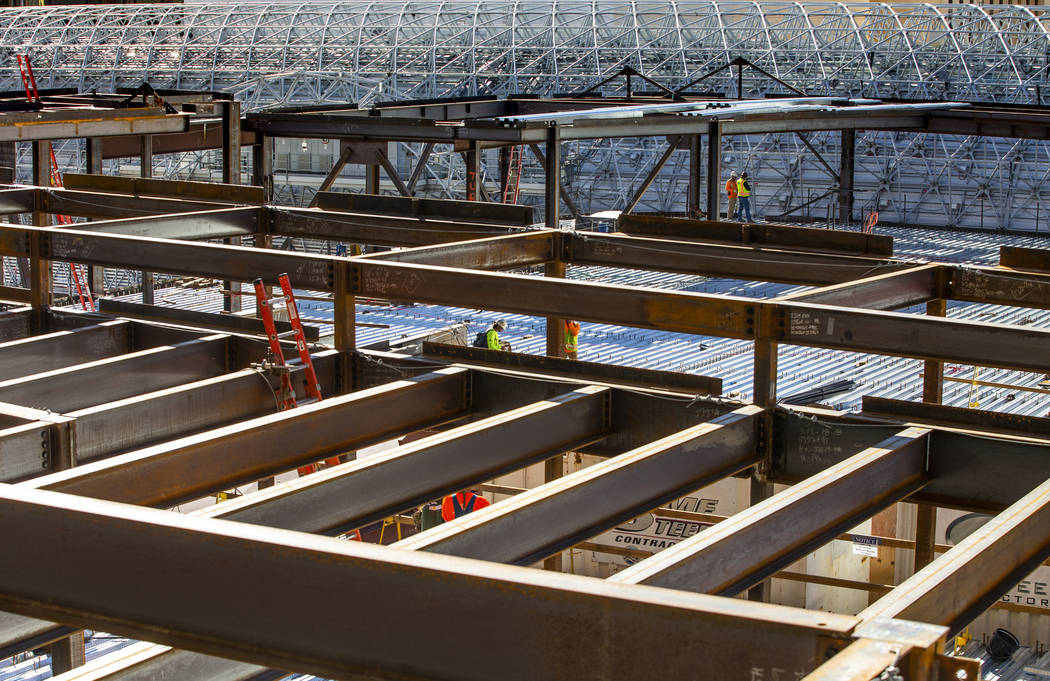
[0,188,35,215]
[617,211,890,254]
[0,224,338,291]
[0,320,132,382]
[99,122,258,160]
[0,108,188,143]
[61,174,264,205]
[0,335,231,413]
[22,368,470,507]
[421,342,722,395]
[396,406,761,565]
[312,192,534,227]
[270,207,511,247]
[947,265,1050,311]
[0,483,859,681]
[197,385,610,535]
[42,188,237,220]
[352,260,755,339]
[610,428,930,596]
[361,232,552,270]
[71,208,260,241]
[771,301,1050,374]
[67,351,341,465]
[859,475,1050,635]
[861,395,1050,440]
[778,265,939,310]
[569,232,906,286]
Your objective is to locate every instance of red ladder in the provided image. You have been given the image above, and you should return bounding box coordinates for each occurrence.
[502,145,524,204]
[253,274,336,476]
[862,211,879,235]
[15,55,94,312]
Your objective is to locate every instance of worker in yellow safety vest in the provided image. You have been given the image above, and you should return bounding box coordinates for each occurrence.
[564,320,580,359]
[736,171,753,223]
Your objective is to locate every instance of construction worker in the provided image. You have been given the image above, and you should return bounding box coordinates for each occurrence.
[441,489,490,522]
[564,319,580,359]
[486,319,509,350]
[736,171,753,222]
[725,170,738,221]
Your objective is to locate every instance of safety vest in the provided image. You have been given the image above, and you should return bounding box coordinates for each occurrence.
[451,492,477,517]
[564,320,580,354]
[442,490,490,522]
[737,177,750,197]
[486,327,501,350]
[725,178,738,198]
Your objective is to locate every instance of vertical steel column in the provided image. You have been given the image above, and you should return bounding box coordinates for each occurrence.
[334,261,356,392]
[914,298,947,572]
[30,142,51,333]
[706,122,721,221]
[464,141,480,202]
[545,261,566,359]
[687,135,702,218]
[543,128,564,572]
[0,141,14,182]
[839,129,855,225]
[85,138,103,175]
[749,311,777,602]
[498,146,510,199]
[85,138,105,295]
[544,125,560,227]
[365,165,381,195]
[140,135,154,305]
[252,135,274,203]
[49,631,85,675]
[222,101,241,185]
[222,101,242,313]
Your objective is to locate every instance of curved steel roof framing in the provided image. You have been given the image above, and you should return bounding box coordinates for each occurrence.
[0,2,1046,108]
[3,2,1050,230]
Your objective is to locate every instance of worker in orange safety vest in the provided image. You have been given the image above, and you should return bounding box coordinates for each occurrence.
[564,319,580,359]
[441,489,491,522]
[725,170,738,221]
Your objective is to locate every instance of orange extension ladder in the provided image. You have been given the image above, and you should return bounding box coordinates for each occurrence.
[253,273,338,476]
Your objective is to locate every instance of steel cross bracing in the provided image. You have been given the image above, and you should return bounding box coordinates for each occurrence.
[0,183,1047,680]
[4,1,1050,229]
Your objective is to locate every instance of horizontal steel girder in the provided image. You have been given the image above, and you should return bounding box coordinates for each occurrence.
[351,260,756,338]
[0,189,35,215]
[270,207,512,247]
[0,483,859,681]
[0,320,131,382]
[4,222,1050,371]
[61,174,265,205]
[571,233,910,287]
[610,428,930,596]
[22,368,470,507]
[0,334,230,413]
[67,351,341,465]
[0,110,188,142]
[361,232,552,270]
[772,407,1050,512]
[859,474,1050,635]
[200,385,610,534]
[44,386,611,681]
[420,342,722,396]
[396,405,761,564]
[74,207,259,241]
[616,214,893,257]
[778,265,939,310]
[43,188,239,220]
